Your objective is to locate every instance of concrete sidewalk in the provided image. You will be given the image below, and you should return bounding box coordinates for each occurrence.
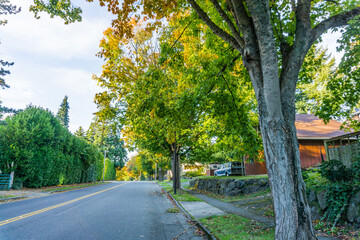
[180,201,226,219]
[180,188,338,240]
[185,189,274,226]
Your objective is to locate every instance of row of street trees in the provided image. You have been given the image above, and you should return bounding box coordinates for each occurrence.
[93,18,261,192]
[87,1,359,239]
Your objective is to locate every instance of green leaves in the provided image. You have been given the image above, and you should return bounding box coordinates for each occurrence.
[30,0,82,24]
[0,106,100,187]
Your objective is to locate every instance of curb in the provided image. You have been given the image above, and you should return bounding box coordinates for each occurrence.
[161,187,217,240]
[0,182,109,203]
[0,196,26,202]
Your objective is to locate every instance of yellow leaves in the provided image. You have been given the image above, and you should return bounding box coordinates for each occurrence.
[150,108,156,119]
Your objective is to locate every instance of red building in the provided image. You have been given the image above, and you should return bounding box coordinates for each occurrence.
[296,114,346,168]
[244,114,347,175]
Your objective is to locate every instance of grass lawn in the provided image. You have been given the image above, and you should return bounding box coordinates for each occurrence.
[181,178,191,183]
[197,174,268,180]
[157,180,172,187]
[0,195,16,199]
[157,178,191,186]
[197,189,271,203]
[162,186,203,202]
[200,214,274,240]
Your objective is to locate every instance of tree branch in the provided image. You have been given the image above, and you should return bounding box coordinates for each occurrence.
[280,0,312,93]
[221,75,245,124]
[209,0,244,47]
[207,53,241,94]
[228,0,258,53]
[170,20,193,49]
[187,0,243,52]
[310,7,360,45]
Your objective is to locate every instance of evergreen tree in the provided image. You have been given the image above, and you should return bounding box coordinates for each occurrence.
[74,126,86,138]
[0,99,20,125]
[56,95,70,129]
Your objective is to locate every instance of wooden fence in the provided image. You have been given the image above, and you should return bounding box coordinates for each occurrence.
[324,131,360,167]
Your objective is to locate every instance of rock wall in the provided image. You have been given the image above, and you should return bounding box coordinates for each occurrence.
[308,189,360,227]
[189,178,269,196]
[189,177,360,228]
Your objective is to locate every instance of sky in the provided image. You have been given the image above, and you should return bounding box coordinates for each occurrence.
[0,0,114,133]
[0,1,343,134]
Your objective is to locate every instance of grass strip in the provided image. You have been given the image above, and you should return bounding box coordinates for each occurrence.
[0,195,16,199]
[200,214,274,240]
[196,189,271,203]
[163,186,203,202]
[196,175,268,180]
[157,180,172,187]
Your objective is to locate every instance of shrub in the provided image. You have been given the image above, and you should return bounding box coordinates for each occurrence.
[351,158,360,182]
[0,106,100,188]
[315,159,360,225]
[303,168,329,190]
[183,168,205,178]
[319,159,352,183]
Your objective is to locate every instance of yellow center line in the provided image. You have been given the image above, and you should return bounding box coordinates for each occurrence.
[0,182,128,226]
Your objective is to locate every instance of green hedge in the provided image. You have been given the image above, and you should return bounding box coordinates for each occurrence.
[0,106,101,188]
[97,158,116,181]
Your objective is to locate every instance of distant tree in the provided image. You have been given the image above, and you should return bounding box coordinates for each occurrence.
[0,99,20,125]
[106,129,127,169]
[56,95,70,129]
[0,0,20,88]
[296,45,338,114]
[74,126,86,138]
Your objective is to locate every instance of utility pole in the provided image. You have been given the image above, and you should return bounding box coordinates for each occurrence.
[103,150,107,182]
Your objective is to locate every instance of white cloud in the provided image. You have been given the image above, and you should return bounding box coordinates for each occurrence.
[0,0,113,133]
[1,1,111,61]
[0,62,102,132]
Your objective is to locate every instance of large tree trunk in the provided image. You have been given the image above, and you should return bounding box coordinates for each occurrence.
[170,143,181,194]
[244,52,315,238]
[258,102,315,239]
[9,161,14,189]
[154,163,157,180]
[240,2,316,237]
[158,168,164,181]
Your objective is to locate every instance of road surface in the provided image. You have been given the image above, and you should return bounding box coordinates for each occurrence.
[0,181,204,240]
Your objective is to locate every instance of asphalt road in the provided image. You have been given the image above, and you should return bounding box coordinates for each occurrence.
[0,181,204,240]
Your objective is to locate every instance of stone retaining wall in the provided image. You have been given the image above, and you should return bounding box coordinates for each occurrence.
[189,177,360,227]
[308,189,360,226]
[189,178,269,196]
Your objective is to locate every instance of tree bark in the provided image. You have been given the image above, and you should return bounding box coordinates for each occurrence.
[242,39,315,238]
[9,161,14,189]
[170,143,181,194]
[158,168,164,181]
[154,163,157,180]
[258,101,316,239]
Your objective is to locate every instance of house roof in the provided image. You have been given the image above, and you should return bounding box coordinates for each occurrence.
[295,114,347,140]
